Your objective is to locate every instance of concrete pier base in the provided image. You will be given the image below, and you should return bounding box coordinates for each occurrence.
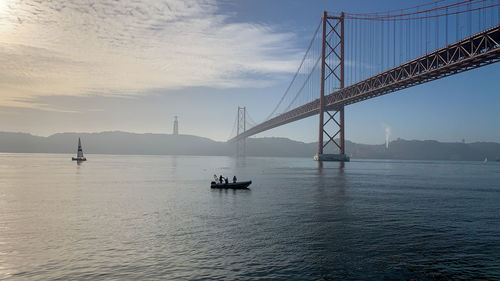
[313,154,350,162]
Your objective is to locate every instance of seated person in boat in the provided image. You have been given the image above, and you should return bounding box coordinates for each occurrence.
[219,175,223,184]
[224,177,228,184]
[233,176,237,183]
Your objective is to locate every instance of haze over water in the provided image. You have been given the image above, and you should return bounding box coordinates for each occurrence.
[0,153,499,280]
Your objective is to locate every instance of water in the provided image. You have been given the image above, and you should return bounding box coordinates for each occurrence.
[0,153,499,280]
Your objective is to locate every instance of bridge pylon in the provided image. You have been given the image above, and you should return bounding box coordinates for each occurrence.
[236,106,246,157]
[315,11,350,162]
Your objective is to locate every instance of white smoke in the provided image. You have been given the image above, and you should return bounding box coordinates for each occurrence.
[383,124,391,149]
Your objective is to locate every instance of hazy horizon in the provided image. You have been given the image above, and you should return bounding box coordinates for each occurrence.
[2,129,499,146]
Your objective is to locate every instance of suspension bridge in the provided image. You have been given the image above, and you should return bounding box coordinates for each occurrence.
[228,0,500,161]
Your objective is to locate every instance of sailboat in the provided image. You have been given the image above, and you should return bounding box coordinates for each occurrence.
[72,138,87,161]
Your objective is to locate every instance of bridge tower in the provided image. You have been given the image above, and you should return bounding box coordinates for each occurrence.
[236,106,246,157]
[173,116,178,135]
[315,11,349,162]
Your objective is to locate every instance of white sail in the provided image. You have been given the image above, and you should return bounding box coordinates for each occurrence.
[72,138,86,161]
[77,138,84,158]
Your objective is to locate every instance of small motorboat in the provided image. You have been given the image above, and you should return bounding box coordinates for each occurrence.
[211,180,252,189]
[72,137,87,161]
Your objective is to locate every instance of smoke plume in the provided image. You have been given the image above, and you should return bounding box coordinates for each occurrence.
[383,124,391,149]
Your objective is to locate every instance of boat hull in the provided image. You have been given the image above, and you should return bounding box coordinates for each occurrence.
[211,181,251,189]
[72,157,87,161]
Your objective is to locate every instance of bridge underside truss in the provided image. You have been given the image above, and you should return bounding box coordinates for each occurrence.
[229,24,500,143]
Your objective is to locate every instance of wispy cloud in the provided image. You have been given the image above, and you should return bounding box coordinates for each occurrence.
[0,0,301,108]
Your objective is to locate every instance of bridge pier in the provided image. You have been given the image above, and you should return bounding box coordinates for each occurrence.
[315,106,349,162]
[236,139,246,157]
[236,106,246,157]
[315,11,349,162]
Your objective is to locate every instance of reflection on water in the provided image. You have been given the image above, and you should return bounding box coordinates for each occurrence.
[316,160,345,172]
[0,153,499,280]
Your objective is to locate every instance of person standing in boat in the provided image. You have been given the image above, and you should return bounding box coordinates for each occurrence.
[219,175,223,184]
[224,177,228,184]
[233,176,237,183]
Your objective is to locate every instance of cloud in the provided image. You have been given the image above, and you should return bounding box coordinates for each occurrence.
[0,0,301,108]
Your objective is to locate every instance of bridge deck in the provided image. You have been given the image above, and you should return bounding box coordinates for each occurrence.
[230,24,500,142]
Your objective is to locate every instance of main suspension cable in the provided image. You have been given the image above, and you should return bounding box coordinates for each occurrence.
[265,19,321,121]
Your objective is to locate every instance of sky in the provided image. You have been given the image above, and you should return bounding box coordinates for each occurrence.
[0,0,499,144]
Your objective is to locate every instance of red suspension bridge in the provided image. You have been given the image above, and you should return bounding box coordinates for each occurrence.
[228,0,500,161]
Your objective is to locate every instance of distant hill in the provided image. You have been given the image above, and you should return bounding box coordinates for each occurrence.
[246,137,500,161]
[0,131,226,156]
[0,131,499,161]
[345,139,500,161]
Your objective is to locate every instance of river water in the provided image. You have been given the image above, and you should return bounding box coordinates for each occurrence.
[0,153,499,280]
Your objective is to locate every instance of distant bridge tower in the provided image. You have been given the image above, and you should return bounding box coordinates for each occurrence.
[173,116,179,135]
[236,107,246,157]
[315,11,349,162]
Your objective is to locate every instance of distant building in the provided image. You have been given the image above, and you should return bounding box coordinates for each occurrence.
[173,116,179,135]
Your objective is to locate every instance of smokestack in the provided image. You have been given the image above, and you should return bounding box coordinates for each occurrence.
[173,116,178,135]
[384,124,391,149]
